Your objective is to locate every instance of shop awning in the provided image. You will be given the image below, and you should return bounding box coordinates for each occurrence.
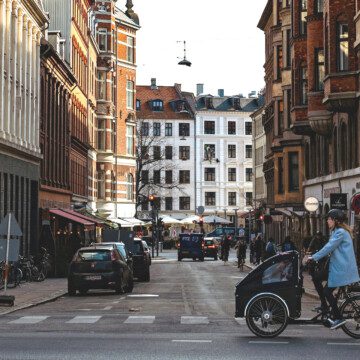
[61,209,104,226]
[49,209,95,227]
[107,218,134,228]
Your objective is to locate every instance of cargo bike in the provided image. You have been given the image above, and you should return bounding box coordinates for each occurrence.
[235,251,360,338]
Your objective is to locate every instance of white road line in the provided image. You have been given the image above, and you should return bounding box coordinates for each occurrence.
[67,316,101,324]
[127,294,159,298]
[172,340,212,343]
[102,306,112,310]
[299,324,322,327]
[234,318,246,325]
[181,316,209,325]
[327,342,360,346]
[249,341,289,345]
[124,316,155,324]
[9,316,49,324]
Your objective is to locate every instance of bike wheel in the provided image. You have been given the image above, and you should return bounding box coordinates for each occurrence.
[246,294,288,338]
[340,296,360,339]
[31,266,41,282]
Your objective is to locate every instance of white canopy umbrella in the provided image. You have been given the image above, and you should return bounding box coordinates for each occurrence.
[159,215,182,225]
[180,215,201,224]
[121,217,146,226]
[203,215,232,224]
[107,218,133,228]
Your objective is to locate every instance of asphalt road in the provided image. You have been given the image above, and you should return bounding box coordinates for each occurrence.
[0,251,358,359]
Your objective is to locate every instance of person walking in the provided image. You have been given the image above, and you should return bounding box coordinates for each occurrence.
[235,237,247,270]
[263,237,276,260]
[254,234,264,265]
[308,209,360,330]
[281,235,297,252]
[221,235,231,264]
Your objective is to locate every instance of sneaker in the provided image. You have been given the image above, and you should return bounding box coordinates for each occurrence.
[330,319,347,330]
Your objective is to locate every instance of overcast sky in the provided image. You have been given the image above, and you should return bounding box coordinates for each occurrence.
[118,0,268,97]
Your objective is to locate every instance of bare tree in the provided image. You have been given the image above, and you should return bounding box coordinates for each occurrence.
[135,120,183,218]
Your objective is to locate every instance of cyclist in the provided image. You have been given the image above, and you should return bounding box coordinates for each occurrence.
[308,209,360,330]
[235,237,247,270]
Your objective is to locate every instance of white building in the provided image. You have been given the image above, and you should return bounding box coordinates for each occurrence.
[195,87,262,223]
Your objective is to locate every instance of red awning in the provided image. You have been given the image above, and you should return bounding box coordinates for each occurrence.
[60,209,104,226]
[49,209,95,227]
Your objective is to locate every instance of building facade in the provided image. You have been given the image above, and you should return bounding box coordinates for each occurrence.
[0,0,47,255]
[195,87,262,223]
[136,80,196,220]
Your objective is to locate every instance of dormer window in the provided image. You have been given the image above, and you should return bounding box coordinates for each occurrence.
[151,100,163,111]
[136,99,141,111]
[232,97,241,110]
[205,97,214,109]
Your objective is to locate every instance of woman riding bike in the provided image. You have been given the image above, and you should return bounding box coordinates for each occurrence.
[307,209,360,330]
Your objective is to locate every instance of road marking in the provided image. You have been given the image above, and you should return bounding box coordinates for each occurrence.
[9,316,48,324]
[327,342,360,346]
[127,294,159,298]
[299,324,322,327]
[249,341,289,345]
[230,276,244,279]
[172,340,212,343]
[181,316,209,325]
[234,318,246,325]
[102,306,112,310]
[67,316,101,324]
[124,316,155,324]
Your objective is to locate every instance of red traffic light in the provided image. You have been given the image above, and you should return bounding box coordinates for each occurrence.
[259,214,264,221]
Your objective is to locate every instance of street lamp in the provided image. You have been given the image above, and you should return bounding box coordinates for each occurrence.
[177,40,192,67]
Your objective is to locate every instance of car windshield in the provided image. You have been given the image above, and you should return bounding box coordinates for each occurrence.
[77,250,111,261]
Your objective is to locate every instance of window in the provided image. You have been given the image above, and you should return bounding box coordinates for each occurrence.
[245,145,252,158]
[179,197,190,210]
[153,146,161,159]
[152,100,163,111]
[179,146,190,160]
[142,170,149,184]
[98,29,107,51]
[228,121,236,135]
[315,48,325,91]
[179,123,190,137]
[126,173,133,201]
[315,0,323,13]
[300,0,307,35]
[179,170,190,184]
[204,121,215,134]
[97,171,105,199]
[204,144,216,160]
[285,29,291,68]
[288,152,299,191]
[126,125,134,155]
[338,23,349,71]
[165,146,173,159]
[126,80,134,109]
[204,168,215,181]
[278,100,284,135]
[98,71,106,99]
[205,192,216,206]
[97,119,106,150]
[300,65,308,105]
[246,192,253,206]
[278,157,284,194]
[141,122,149,136]
[228,192,236,206]
[245,122,252,135]
[153,122,161,136]
[165,123,173,136]
[228,144,236,158]
[136,99,141,111]
[228,168,236,181]
[141,146,149,159]
[165,197,173,211]
[153,170,161,184]
[126,36,134,63]
[276,45,283,79]
[246,168,252,182]
[165,170,173,184]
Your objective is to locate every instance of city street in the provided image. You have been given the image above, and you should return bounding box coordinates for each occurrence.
[0,251,358,360]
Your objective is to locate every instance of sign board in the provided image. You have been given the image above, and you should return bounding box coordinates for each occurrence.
[351,193,360,214]
[0,213,22,237]
[330,193,348,210]
[197,206,205,215]
[0,238,20,262]
[304,197,319,212]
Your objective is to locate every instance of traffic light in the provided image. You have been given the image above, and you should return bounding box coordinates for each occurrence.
[259,214,264,221]
[148,194,156,206]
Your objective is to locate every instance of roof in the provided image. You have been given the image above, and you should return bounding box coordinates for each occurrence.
[258,0,272,30]
[136,85,195,120]
[114,6,140,29]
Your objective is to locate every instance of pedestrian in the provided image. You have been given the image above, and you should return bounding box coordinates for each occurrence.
[307,209,360,330]
[235,237,247,270]
[254,234,264,265]
[221,235,231,264]
[250,237,256,264]
[281,235,297,252]
[263,237,276,260]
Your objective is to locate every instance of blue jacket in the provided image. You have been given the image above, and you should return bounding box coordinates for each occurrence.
[313,227,360,288]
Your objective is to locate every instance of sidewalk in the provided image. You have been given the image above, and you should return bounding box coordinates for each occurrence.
[0,278,67,316]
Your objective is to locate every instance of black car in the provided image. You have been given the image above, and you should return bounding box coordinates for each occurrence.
[132,238,151,281]
[68,246,133,296]
[203,237,219,260]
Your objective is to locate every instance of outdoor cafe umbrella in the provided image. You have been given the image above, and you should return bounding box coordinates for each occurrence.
[202,215,232,224]
[160,215,182,225]
[179,215,200,224]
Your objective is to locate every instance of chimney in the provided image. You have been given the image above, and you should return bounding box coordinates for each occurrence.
[196,83,204,96]
[151,78,157,90]
[218,89,224,97]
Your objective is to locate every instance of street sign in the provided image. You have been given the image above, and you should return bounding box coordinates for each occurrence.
[0,213,22,237]
[304,197,319,212]
[0,239,20,262]
[197,206,205,215]
[330,193,348,210]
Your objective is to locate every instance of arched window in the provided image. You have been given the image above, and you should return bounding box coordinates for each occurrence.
[126,173,134,201]
[337,22,349,71]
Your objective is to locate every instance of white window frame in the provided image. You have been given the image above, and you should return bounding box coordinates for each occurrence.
[98,29,107,52]
[126,80,134,109]
[126,125,134,155]
[98,71,106,100]
[127,36,134,63]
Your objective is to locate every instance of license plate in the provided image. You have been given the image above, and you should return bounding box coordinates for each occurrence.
[85,275,101,281]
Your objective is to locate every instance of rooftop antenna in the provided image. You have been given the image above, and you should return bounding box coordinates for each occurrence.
[177,40,191,67]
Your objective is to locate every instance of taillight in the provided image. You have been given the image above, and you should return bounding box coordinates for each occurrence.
[207,245,215,249]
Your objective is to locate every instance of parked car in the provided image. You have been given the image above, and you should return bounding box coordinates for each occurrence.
[178,233,205,261]
[206,227,247,246]
[203,237,219,260]
[132,238,151,282]
[67,246,133,296]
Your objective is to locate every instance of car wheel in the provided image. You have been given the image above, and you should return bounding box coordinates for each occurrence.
[125,274,134,293]
[68,281,76,296]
